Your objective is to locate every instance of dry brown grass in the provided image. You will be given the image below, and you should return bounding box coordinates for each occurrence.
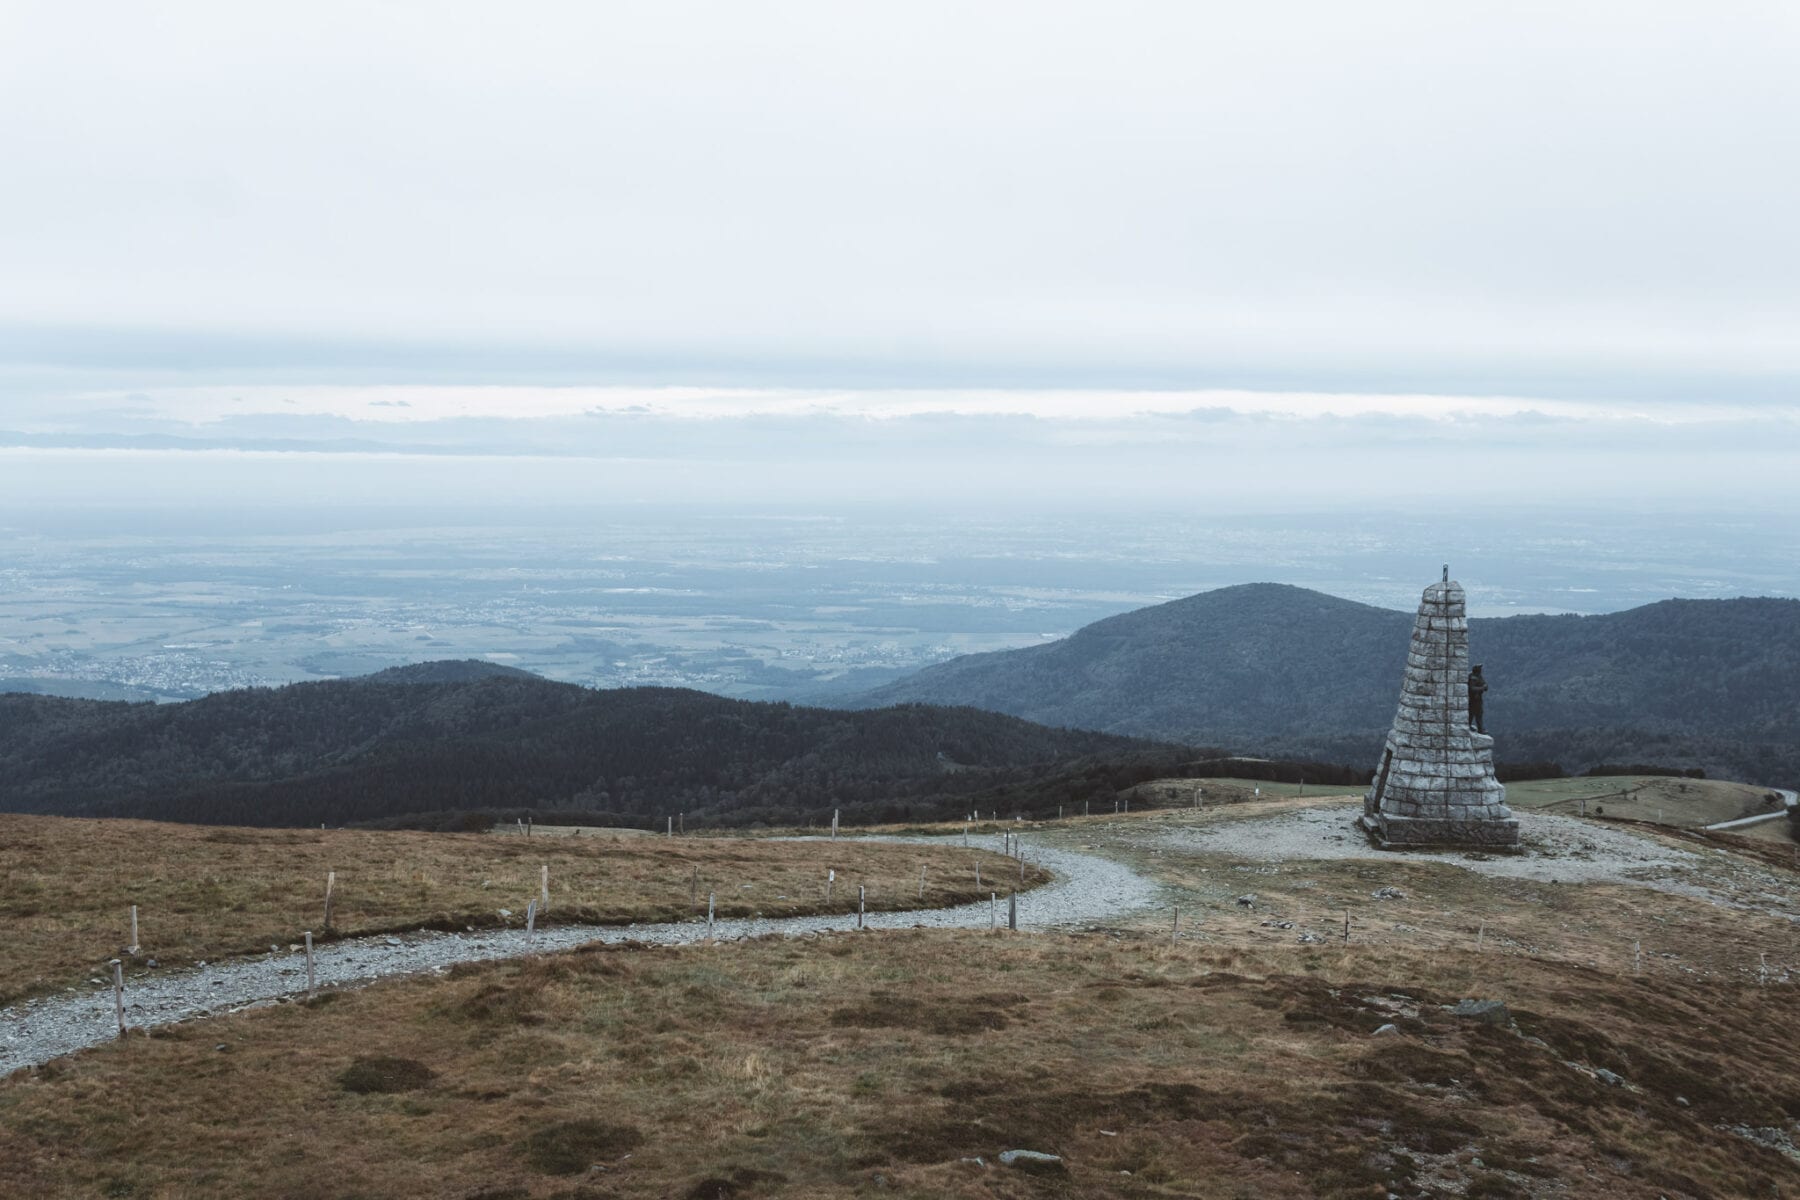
[1085,797,1800,987]
[3,930,1797,1198]
[0,814,1046,1003]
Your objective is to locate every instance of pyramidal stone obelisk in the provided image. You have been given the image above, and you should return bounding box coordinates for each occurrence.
[1359,569,1521,851]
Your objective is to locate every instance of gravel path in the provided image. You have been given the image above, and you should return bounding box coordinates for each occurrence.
[0,839,1156,1076]
[1156,804,1707,888]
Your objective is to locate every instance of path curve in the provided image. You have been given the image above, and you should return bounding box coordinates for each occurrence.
[1,839,1157,1076]
[1705,788,1798,832]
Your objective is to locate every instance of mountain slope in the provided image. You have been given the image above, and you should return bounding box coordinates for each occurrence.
[850,584,1800,784]
[0,668,1185,828]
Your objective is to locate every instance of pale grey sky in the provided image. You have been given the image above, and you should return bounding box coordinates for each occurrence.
[3,0,1798,400]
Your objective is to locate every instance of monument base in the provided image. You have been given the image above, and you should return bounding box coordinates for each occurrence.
[1359,812,1522,853]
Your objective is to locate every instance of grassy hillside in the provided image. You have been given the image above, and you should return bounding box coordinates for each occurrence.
[0,813,1043,1003]
[6,800,1797,1198]
[852,584,1800,785]
[0,671,1186,828]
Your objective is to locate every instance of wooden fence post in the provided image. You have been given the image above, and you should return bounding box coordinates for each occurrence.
[323,871,335,931]
[1172,907,1180,941]
[691,865,699,906]
[918,865,926,902]
[1008,891,1017,931]
[526,899,537,939]
[540,865,549,909]
[707,892,716,938]
[113,961,126,1038]
[832,810,839,841]
[129,905,139,954]
[857,885,866,929]
[1342,910,1350,945]
[304,931,316,996]
[667,816,673,837]
[990,892,997,930]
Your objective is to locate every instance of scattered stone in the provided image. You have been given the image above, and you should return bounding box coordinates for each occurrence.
[1371,886,1406,900]
[1297,932,1324,944]
[384,937,402,947]
[1373,1023,1400,1037]
[497,909,513,919]
[1676,1096,1690,1107]
[998,1150,1065,1175]
[958,1157,987,1167]
[1234,894,1257,908]
[1595,1068,1625,1087]
[1453,998,1510,1025]
[1259,919,1293,929]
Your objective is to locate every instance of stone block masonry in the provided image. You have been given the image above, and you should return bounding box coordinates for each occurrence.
[1360,575,1521,850]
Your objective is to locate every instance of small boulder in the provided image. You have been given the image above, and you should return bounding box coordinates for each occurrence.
[1372,1023,1400,1037]
[1371,886,1406,900]
[998,1150,1065,1175]
[1595,1068,1625,1087]
[1453,998,1510,1026]
[1234,894,1257,908]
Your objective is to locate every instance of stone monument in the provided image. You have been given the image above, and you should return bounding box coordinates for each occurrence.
[1359,568,1521,850]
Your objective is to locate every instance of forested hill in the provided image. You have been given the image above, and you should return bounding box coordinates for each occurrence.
[849,584,1800,785]
[0,667,1186,828]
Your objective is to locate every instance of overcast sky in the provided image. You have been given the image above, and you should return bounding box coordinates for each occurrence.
[3,2,1797,517]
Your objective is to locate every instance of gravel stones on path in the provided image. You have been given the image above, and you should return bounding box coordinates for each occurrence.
[0,838,1158,1076]
[1160,803,1705,890]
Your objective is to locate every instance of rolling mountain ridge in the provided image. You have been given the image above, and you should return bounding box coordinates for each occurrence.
[0,665,1187,828]
[849,584,1800,785]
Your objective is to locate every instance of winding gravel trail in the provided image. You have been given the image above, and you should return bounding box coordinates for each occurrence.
[1,839,1157,1076]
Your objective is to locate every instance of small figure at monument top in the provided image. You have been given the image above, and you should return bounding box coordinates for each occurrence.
[1360,574,1520,851]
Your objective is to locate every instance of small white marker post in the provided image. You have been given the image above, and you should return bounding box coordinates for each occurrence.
[304,931,316,996]
[918,865,927,902]
[826,869,835,904]
[831,810,839,841]
[1113,799,1119,814]
[707,892,716,938]
[129,905,139,954]
[963,824,969,847]
[667,816,673,837]
[1084,800,1089,817]
[113,961,126,1039]
[678,811,684,835]
[1123,797,1129,813]
[1058,805,1063,820]
[525,899,537,939]
[323,871,335,931]
[540,865,549,909]
[857,885,866,929]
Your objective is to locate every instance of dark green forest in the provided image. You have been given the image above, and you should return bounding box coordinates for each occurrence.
[0,664,1196,828]
[852,585,1800,786]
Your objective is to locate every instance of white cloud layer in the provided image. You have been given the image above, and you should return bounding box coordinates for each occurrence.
[2,1,1798,395]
